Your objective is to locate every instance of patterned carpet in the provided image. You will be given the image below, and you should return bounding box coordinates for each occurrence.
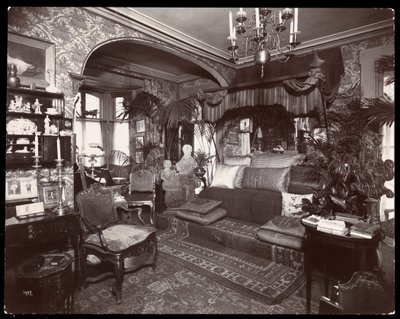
[73,220,317,314]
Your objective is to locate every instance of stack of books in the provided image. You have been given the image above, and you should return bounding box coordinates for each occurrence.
[317,219,348,236]
[349,222,380,239]
[334,212,362,225]
[302,214,323,227]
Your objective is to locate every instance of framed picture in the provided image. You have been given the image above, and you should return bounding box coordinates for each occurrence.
[240,118,252,133]
[135,136,144,149]
[6,176,38,201]
[135,151,143,163]
[39,181,59,209]
[8,32,55,88]
[136,119,145,133]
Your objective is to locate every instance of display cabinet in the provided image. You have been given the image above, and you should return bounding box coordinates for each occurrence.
[6,87,73,168]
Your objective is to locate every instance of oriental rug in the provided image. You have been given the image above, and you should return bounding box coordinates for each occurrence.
[73,256,316,314]
[157,218,305,306]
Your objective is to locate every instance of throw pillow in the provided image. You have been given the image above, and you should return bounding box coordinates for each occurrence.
[210,164,241,189]
[259,215,305,238]
[176,208,227,225]
[281,192,314,217]
[251,153,305,168]
[241,167,290,192]
[224,155,252,166]
[179,197,222,215]
[288,165,320,194]
[233,165,247,188]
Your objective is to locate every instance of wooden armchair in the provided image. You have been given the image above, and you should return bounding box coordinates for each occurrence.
[319,271,392,314]
[76,183,157,304]
[124,169,156,225]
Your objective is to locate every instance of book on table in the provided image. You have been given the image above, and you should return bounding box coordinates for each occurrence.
[302,214,322,227]
[349,222,380,239]
[317,226,349,236]
[317,219,347,231]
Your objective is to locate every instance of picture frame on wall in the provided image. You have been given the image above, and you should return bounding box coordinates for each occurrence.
[8,32,55,89]
[135,151,143,163]
[38,181,59,209]
[135,136,144,149]
[6,176,38,201]
[136,119,145,133]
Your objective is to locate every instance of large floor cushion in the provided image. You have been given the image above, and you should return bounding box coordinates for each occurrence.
[176,207,227,225]
[256,216,306,250]
[199,187,282,225]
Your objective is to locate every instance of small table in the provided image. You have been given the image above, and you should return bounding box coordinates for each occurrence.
[301,220,381,314]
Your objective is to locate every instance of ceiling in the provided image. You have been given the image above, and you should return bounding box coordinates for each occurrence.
[83,7,394,91]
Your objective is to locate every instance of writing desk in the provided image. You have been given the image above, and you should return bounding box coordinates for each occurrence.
[301,221,381,314]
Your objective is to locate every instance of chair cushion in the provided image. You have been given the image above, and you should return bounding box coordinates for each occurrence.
[176,208,227,225]
[125,192,153,202]
[85,224,156,252]
[179,197,222,215]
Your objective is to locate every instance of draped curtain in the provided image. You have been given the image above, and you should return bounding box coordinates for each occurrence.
[199,47,344,123]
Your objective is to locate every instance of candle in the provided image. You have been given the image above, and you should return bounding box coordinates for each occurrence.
[278,10,282,24]
[255,8,260,28]
[294,8,298,32]
[34,133,38,157]
[229,11,233,37]
[289,19,294,42]
[257,127,263,138]
[57,137,61,160]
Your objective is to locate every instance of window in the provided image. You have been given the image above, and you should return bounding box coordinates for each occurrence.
[75,91,130,168]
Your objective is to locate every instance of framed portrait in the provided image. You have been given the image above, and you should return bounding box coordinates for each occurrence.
[6,176,38,201]
[136,119,145,133]
[8,32,55,88]
[135,136,144,149]
[38,181,59,209]
[135,151,143,163]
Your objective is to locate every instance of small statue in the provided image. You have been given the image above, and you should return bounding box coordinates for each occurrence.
[33,99,42,114]
[44,115,51,135]
[8,99,16,111]
[23,102,31,113]
[14,95,23,111]
[176,144,197,202]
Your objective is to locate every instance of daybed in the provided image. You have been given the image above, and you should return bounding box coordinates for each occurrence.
[158,152,320,271]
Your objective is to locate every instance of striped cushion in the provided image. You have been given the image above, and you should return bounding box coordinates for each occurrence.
[241,167,290,192]
[224,155,252,166]
[251,153,305,168]
[233,165,247,188]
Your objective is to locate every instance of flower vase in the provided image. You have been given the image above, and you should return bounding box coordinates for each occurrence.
[7,64,20,88]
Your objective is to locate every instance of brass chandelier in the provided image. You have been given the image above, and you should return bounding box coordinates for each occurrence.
[227,8,301,78]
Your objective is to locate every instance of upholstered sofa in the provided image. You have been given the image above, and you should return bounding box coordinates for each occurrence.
[158,152,320,271]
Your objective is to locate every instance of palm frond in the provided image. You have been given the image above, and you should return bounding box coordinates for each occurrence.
[158,97,198,128]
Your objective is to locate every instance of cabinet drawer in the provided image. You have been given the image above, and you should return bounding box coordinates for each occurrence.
[6,223,51,246]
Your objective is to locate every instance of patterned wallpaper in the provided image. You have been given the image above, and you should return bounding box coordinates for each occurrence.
[8,7,233,117]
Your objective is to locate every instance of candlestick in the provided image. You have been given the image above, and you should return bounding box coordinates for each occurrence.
[34,133,38,157]
[255,8,260,28]
[52,158,69,215]
[278,10,282,24]
[229,11,233,38]
[57,137,61,160]
[289,19,294,43]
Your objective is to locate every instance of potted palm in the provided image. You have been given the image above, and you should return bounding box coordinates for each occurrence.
[193,150,214,179]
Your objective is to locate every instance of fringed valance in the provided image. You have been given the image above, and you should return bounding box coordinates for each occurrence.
[201,47,344,123]
[203,85,322,122]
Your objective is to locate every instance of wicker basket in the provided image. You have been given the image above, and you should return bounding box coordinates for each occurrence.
[15,253,74,314]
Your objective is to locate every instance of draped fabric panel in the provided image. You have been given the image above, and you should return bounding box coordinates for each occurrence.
[203,85,322,123]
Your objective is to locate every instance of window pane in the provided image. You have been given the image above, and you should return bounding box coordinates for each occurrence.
[113,122,130,158]
[75,120,105,167]
[114,97,125,119]
[85,93,100,119]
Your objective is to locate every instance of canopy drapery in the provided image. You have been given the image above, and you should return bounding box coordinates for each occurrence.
[200,47,344,123]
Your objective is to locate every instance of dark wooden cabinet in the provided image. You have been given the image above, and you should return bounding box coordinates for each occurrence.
[6,87,73,168]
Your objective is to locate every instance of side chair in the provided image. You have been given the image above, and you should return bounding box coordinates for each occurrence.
[76,183,157,304]
[124,169,156,225]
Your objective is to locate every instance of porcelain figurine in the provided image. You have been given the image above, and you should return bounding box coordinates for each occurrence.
[44,115,51,134]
